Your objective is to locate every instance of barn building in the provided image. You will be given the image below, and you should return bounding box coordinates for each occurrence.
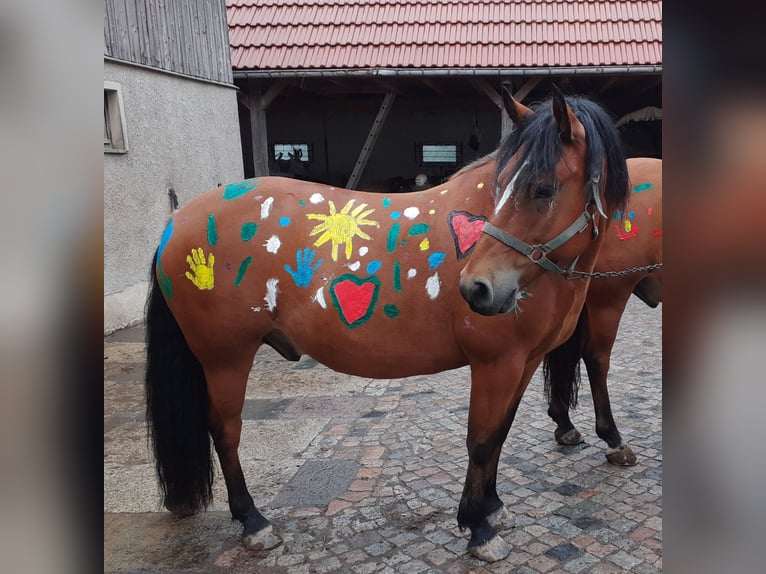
[227,0,662,192]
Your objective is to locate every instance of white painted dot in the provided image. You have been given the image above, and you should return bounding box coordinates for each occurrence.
[358,246,369,256]
[310,193,324,204]
[407,268,417,279]
[426,272,441,300]
[313,287,327,309]
[264,235,281,254]
[261,197,274,219]
[348,261,361,271]
[264,278,279,311]
[403,207,420,219]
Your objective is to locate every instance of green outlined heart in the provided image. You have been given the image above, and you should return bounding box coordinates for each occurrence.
[329,274,380,329]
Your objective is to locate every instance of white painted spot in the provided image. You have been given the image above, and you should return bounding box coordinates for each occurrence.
[403,207,420,219]
[313,286,327,309]
[358,246,369,256]
[250,306,262,313]
[494,160,527,215]
[264,279,279,311]
[261,196,274,219]
[348,261,361,271]
[310,193,324,204]
[264,235,281,254]
[426,272,441,300]
[407,268,417,279]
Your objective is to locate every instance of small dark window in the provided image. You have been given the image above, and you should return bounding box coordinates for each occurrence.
[272,143,312,163]
[416,143,461,166]
[104,81,128,153]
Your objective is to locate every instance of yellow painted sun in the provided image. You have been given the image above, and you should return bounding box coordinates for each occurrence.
[307,200,379,261]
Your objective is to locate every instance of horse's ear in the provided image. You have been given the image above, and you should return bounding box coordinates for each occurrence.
[502,85,533,125]
[551,84,582,143]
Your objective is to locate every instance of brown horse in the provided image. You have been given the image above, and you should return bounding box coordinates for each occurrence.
[543,157,661,466]
[145,88,639,561]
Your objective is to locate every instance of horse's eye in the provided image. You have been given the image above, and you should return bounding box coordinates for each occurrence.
[534,185,556,200]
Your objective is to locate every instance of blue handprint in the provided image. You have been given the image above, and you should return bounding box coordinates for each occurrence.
[284,248,323,288]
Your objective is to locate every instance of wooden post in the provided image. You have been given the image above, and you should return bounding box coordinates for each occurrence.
[248,79,270,177]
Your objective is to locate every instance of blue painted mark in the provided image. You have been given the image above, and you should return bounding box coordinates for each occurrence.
[284,248,323,288]
[367,260,382,274]
[428,252,446,270]
[207,214,218,246]
[299,200,306,206]
[383,197,391,208]
[628,211,635,219]
[223,178,258,200]
[633,183,653,192]
[279,217,291,227]
[613,210,623,221]
[390,211,401,219]
[158,218,174,259]
[408,223,430,236]
[241,222,258,242]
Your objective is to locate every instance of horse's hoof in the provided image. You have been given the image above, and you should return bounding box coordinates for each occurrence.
[163,500,198,517]
[605,444,638,466]
[243,524,282,551]
[468,534,511,562]
[486,505,511,528]
[556,428,584,445]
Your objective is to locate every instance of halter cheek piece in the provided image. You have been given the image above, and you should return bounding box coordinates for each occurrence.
[482,176,606,276]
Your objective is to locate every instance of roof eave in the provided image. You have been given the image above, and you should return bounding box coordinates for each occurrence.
[233,65,662,79]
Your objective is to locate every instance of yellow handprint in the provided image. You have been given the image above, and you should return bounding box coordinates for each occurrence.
[185,247,215,290]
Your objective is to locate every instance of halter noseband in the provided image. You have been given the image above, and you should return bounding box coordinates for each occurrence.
[482,177,606,276]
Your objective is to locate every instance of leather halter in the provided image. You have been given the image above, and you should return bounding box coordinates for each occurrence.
[482,177,606,276]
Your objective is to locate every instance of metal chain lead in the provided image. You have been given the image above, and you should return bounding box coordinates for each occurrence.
[565,262,663,280]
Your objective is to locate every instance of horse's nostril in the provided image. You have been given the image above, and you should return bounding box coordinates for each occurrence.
[470,279,492,306]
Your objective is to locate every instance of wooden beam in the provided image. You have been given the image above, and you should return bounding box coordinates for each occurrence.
[248,79,270,177]
[346,92,396,189]
[471,78,502,108]
[421,78,448,97]
[260,80,287,110]
[599,77,619,93]
[511,78,541,103]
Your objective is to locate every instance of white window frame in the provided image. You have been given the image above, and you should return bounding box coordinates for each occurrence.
[104,81,128,153]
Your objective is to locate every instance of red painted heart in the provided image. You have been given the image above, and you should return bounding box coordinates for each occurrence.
[329,274,381,329]
[449,211,487,258]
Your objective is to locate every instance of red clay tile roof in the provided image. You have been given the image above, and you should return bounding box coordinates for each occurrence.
[227,0,662,72]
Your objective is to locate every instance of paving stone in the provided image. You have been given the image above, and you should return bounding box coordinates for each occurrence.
[104,297,662,573]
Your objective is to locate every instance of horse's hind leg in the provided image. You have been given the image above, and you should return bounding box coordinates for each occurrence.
[581,301,638,466]
[204,356,282,550]
[544,312,586,446]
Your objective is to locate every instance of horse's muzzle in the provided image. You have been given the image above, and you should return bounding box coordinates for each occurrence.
[460,275,519,316]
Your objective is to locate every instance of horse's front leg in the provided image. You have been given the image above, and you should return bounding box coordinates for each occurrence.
[458,361,533,562]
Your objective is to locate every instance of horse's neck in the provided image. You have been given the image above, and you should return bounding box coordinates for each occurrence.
[442,159,498,210]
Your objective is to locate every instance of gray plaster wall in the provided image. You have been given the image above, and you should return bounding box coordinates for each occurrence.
[104,59,243,333]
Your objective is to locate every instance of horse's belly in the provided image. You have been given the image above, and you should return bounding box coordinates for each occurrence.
[277,311,469,379]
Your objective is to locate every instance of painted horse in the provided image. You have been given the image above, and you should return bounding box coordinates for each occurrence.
[543,156,661,466]
[145,88,648,561]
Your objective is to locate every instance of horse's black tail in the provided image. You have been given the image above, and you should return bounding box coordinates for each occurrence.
[543,310,585,410]
[145,251,213,514]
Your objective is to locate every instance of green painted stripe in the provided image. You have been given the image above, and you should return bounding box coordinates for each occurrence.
[387,223,400,253]
[234,256,253,287]
[207,214,218,246]
[393,261,402,292]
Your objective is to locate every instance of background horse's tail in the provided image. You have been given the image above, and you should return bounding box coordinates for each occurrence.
[543,310,585,410]
[145,251,213,514]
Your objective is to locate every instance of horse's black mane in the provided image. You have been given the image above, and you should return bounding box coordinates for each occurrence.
[495,95,629,213]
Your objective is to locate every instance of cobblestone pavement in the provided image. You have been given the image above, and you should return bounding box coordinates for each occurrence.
[104,297,661,573]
